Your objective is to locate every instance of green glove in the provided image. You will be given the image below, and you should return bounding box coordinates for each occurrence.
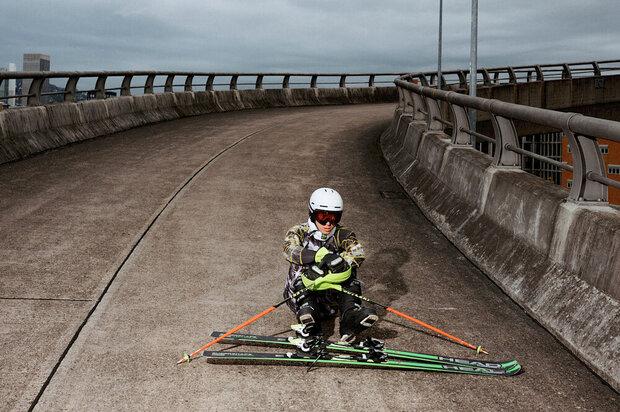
[314,246,331,264]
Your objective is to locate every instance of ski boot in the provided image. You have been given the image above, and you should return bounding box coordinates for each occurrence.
[339,304,378,343]
[338,279,378,343]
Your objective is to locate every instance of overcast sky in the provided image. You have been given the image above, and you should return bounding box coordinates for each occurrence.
[1,0,618,73]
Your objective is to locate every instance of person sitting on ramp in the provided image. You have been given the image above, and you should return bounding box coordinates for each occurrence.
[282,187,378,343]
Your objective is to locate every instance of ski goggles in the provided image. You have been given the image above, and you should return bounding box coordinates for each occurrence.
[314,210,342,225]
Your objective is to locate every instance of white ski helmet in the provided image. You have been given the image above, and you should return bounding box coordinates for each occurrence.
[308,188,343,214]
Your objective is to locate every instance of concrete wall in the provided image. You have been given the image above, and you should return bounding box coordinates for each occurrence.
[0,86,397,165]
[381,109,620,391]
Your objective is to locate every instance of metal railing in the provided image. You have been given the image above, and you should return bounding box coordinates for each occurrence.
[1,59,618,108]
[0,71,404,107]
[412,59,620,88]
[393,60,620,204]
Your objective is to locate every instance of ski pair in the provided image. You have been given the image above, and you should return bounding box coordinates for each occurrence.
[202,350,521,376]
[207,331,521,376]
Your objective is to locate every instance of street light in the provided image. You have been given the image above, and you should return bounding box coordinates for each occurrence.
[438,0,443,90]
[470,0,478,141]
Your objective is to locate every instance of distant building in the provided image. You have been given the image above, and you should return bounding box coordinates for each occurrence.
[0,67,8,106]
[562,137,620,205]
[8,63,16,107]
[22,54,51,105]
[0,63,16,108]
[521,132,619,205]
[85,90,118,100]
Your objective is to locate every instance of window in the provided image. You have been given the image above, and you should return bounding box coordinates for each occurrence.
[567,180,572,188]
[567,144,608,154]
[609,165,620,175]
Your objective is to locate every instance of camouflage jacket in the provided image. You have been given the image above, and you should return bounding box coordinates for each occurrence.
[282,220,365,310]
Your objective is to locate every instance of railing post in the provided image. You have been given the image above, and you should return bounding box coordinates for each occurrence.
[535,65,544,81]
[368,75,375,87]
[95,75,107,99]
[414,75,426,87]
[397,87,405,112]
[564,128,608,202]
[282,75,290,89]
[448,101,472,145]
[27,77,44,106]
[229,75,238,90]
[206,75,215,91]
[165,75,175,92]
[457,71,467,89]
[339,75,346,88]
[255,75,264,89]
[144,74,156,94]
[592,61,601,76]
[562,63,572,79]
[424,95,444,132]
[394,87,420,138]
[490,113,521,167]
[507,67,517,83]
[310,75,318,88]
[481,69,491,86]
[184,75,194,92]
[402,89,414,116]
[411,91,426,121]
[64,75,79,102]
[121,75,133,96]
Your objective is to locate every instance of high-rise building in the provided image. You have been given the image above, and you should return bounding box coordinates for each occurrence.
[0,68,8,106]
[22,54,50,105]
[8,63,16,107]
[0,63,17,107]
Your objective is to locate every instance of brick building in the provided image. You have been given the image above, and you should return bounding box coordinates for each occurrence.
[561,137,620,205]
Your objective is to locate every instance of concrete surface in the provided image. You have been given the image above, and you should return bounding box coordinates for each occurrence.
[1,104,618,411]
[381,110,620,392]
[0,87,397,165]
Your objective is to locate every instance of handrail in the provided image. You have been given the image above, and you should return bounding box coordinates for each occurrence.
[0,71,405,107]
[1,59,618,109]
[393,62,620,204]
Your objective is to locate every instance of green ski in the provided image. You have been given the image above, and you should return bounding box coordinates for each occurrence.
[209,331,519,371]
[202,350,522,376]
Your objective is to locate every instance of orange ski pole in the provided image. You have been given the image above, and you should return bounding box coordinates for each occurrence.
[177,283,314,364]
[339,288,488,354]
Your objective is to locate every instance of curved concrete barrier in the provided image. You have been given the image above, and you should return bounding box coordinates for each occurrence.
[381,113,620,391]
[0,86,397,165]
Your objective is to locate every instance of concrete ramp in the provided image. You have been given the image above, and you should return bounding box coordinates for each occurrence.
[1,105,617,410]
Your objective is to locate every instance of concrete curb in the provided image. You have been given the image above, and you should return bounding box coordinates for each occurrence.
[0,86,397,165]
[380,113,620,392]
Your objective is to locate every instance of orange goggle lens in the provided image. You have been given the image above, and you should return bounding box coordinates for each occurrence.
[315,211,342,225]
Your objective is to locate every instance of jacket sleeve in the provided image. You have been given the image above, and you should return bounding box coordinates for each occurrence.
[336,227,366,268]
[283,224,315,265]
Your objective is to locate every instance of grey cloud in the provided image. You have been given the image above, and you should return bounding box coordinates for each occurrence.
[1,0,618,73]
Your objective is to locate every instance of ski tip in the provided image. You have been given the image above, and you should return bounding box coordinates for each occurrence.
[505,363,523,376]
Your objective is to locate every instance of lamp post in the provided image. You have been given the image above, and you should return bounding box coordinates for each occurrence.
[469,0,478,143]
[438,0,443,90]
